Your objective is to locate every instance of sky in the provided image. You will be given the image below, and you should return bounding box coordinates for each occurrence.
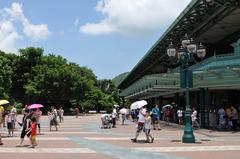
[0,0,191,79]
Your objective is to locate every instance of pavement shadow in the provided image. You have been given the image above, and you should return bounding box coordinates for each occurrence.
[132,139,151,144]
[171,139,202,144]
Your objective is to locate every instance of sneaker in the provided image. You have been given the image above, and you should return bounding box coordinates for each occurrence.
[131,138,137,143]
[28,145,35,148]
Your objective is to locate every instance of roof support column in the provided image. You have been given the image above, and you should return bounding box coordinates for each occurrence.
[199,88,210,128]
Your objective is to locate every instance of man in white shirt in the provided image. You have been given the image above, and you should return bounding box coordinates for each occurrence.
[177,108,183,125]
[112,108,117,128]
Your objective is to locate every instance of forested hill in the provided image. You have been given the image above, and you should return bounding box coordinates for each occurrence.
[112,72,129,87]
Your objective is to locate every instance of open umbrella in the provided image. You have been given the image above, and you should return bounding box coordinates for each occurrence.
[113,104,119,108]
[119,108,128,114]
[162,104,173,109]
[130,100,147,110]
[28,104,44,109]
[0,100,9,105]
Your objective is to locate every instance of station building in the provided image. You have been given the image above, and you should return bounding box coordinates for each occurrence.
[118,0,240,128]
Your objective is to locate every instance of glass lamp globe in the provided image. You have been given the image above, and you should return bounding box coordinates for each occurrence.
[197,43,206,58]
[167,42,176,57]
[181,34,190,48]
[187,38,197,53]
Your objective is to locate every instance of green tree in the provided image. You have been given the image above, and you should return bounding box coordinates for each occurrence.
[0,51,13,98]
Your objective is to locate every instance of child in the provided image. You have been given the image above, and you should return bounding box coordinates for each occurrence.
[144,111,154,143]
[6,111,14,137]
[28,116,37,148]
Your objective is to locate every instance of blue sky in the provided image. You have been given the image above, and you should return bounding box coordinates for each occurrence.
[0,0,190,79]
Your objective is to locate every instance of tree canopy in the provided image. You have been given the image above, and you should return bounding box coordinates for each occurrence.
[0,47,121,112]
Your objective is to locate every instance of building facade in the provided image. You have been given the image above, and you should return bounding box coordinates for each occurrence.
[118,0,240,128]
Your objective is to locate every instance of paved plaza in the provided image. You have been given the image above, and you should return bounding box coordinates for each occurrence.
[0,115,240,159]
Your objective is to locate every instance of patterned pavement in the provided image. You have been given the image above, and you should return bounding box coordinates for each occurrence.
[0,114,240,159]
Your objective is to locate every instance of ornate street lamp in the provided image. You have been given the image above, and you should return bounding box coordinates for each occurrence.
[167,34,206,143]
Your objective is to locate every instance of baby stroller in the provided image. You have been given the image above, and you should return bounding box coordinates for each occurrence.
[101,114,112,129]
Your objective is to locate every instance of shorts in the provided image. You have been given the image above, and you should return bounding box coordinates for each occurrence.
[152,118,160,124]
[20,129,31,138]
[136,122,144,133]
[50,118,58,126]
[144,128,151,134]
[7,122,13,129]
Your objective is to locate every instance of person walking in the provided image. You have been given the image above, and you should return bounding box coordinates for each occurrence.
[59,107,64,123]
[49,107,58,131]
[6,111,14,137]
[34,108,42,134]
[191,107,200,129]
[120,107,127,125]
[144,111,154,143]
[177,108,183,125]
[151,104,161,130]
[217,106,226,129]
[131,107,146,143]
[10,105,17,130]
[112,108,117,128]
[28,116,38,148]
[16,109,31,147]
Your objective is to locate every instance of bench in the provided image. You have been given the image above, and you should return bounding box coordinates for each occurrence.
[88,110,97,114]
[100,110,107,114]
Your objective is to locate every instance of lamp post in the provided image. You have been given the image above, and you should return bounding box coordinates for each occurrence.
[167,34,206,143]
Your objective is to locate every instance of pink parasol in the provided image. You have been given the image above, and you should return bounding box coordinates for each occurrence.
[28,104,44,109]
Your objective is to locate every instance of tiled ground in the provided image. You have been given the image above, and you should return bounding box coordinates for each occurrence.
[0,114,240,159]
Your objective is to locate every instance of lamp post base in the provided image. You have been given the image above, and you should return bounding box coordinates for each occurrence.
[182,129,195,143]
[182,107,195,143]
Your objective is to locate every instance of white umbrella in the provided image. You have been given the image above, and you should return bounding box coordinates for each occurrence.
[119,108,128,114]
[130,100,147,110]
[113,104,119,108]
[162,104,173,109]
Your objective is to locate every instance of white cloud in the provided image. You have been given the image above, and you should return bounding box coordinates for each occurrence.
[0,20,21,52]
[80,0,191,36]
[80,21,115,35]
[0,2,51,52]
[22,20,51,41]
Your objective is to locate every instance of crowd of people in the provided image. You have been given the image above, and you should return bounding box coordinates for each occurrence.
[217,105,239,130]
[0,105,64,147]
[101,103,222,143]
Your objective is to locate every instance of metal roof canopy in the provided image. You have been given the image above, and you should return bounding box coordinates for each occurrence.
[122,54,240,99]
[119,0,240,90]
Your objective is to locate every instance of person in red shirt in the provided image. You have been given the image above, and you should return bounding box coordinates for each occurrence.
[28,116,37,148]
